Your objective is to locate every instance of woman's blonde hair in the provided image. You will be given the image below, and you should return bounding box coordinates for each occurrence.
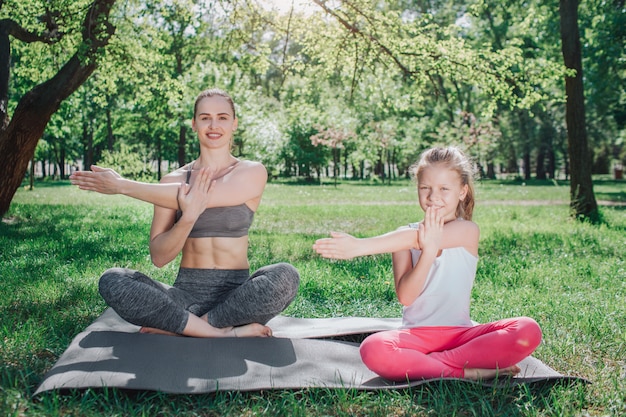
[193,88,236,118]
[411,146,476,220]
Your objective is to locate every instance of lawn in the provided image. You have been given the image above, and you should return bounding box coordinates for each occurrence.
[1,178,625,416]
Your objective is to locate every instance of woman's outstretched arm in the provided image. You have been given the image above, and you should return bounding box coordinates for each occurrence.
[70,165,212,210]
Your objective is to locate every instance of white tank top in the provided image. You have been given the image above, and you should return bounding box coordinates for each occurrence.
[402,245,478,328]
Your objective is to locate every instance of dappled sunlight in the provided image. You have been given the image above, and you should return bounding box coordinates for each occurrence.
[2,180,625,415]
[257,0,322,15]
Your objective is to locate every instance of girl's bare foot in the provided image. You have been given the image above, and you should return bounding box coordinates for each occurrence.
[231,323,273,338]
[139,326,181,336]
[463,365,521,380]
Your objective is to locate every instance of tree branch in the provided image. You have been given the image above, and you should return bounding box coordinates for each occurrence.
[0,13,65,128]
[0,18,62,44]
[0,0,117,216]
[313,0,527,104]
[312,0,414,78]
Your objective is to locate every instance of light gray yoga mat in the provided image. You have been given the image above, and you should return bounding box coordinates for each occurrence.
[34,309,586,395]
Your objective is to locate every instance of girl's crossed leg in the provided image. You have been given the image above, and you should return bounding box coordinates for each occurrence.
[360,317,542,381]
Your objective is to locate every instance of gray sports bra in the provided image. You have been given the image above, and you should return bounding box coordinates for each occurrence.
[175,166,254,238]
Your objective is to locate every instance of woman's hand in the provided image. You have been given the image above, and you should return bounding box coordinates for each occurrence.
[69,165,124,194]
[177,167,216,221]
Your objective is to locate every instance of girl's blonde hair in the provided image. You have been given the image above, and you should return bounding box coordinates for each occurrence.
[411,146,476,220]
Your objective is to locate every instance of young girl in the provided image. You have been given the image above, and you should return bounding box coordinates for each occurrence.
[313,146,542,381]
[70,88,299,339]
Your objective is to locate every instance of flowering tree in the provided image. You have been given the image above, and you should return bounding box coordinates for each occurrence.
[310,124,356,186]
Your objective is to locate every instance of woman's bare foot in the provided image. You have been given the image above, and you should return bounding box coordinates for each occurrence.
[463,365,521,380]
[139,326,181,336]
[139,314,273,338]
[139,323,271,338]
[231,323,273,338]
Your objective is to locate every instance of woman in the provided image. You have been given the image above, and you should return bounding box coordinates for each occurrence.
[70,88,299,338]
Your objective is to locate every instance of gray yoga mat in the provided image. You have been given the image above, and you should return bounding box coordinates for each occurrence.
[34,309,586,395]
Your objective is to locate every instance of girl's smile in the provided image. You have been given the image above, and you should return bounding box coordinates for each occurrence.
[418,163,468,222]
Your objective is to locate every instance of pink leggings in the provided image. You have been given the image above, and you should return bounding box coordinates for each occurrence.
[360,317,542,381]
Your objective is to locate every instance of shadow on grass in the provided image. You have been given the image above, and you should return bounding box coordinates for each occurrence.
[405,377,589,417]
[26,377,588,417]
[0,284,107,395]
[1,203,150,395]
[1,185,617,416]
[596,191,626,204]
[1,204,150,268]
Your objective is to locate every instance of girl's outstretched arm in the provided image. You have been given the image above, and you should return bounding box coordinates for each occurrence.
[313,228,418,260]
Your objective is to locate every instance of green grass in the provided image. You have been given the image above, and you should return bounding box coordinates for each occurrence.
[1,178,625,416]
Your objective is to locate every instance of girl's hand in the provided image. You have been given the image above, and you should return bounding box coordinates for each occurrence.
[418,206,444,254]
[313,231,359,260]
[177,167,216,221]
[69,165,123,194]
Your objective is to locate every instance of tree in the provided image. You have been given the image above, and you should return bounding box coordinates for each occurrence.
[311,124,355,185]
[0,0,117,216]
[577,0,626,174]
[559,0,599,221]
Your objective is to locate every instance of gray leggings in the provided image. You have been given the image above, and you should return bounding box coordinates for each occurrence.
[98,263,300,334]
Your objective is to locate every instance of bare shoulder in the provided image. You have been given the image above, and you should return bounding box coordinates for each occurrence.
[231,160,268,186]
[236,160,267,177]
[463,218,479,236]
[444,218,479,254]
[160,165,190,184]
[447,218,478,230]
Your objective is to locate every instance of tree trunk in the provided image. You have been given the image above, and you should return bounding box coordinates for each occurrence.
[29,159,34,190]
[0,21,10,130]
[522,151,531,180]
[506,146,518,175]
[178,124,186,166]
[57,140,66,179]
[0,0,116,216]
[517,110,532,180]
[83,118,94,169]
[156,128,162,180]
[387,148,392,184]
[106,98,114,151]
[559,0,598,220]
[539,115,557,179]
[536,148,546,180]
[487,162,495,179]
[547,149,555,179]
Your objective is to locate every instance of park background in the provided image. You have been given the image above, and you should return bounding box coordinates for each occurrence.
[1,0,625,416]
